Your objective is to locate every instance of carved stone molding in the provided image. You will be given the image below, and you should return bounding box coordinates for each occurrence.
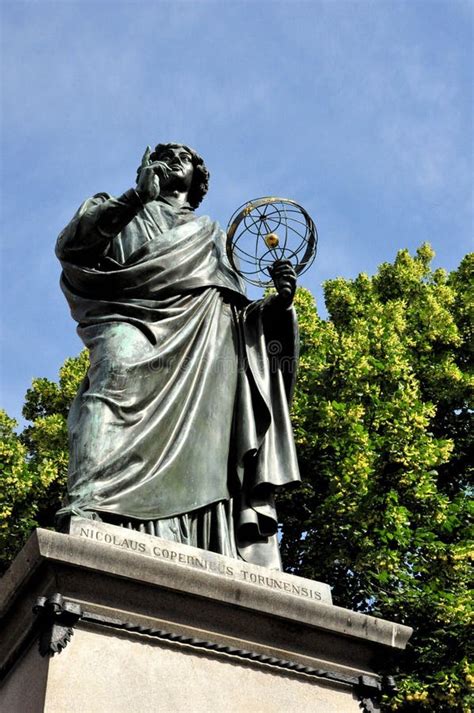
[31,592,394,711]
[33,593,83,657]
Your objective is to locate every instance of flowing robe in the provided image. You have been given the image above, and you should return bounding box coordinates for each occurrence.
[56,190,300,569]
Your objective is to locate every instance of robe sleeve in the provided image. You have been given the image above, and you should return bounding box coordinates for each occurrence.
[233,297,301,569]
[55,189,144,264]
[261,294,299,402]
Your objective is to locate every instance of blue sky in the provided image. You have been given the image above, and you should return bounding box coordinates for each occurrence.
[1,0,472,423]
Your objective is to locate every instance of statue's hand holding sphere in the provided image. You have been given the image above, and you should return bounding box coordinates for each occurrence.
[269,259,297,307]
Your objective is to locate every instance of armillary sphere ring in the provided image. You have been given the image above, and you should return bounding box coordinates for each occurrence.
[226,196,318,289]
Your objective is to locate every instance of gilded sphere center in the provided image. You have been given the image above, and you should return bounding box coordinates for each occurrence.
[264,233,280,248]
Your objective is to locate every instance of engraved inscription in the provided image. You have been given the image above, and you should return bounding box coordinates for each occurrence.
[240,570,322,600]
[152,545,234,576]
[77,526,325,601]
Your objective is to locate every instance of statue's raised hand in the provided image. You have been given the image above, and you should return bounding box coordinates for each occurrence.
[136,146,170,204]
[269,260,297,308]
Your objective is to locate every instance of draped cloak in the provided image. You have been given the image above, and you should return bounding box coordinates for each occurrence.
[55,191,300,569]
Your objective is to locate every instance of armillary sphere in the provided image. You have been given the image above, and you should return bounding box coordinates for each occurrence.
[226,197,318,289]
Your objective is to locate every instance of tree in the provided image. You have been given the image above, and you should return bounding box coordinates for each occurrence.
[278,245,473,711]
[0,351,88,568]
[1,245,472,710]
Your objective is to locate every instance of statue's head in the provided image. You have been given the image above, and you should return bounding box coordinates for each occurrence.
[150,142,210,209]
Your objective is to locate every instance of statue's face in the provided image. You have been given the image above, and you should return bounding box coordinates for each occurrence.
[157,145,194,193]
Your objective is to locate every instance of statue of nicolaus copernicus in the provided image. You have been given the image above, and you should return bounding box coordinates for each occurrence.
[55,143,300,570]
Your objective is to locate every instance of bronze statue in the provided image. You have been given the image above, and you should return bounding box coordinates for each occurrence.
[56,143,300,570]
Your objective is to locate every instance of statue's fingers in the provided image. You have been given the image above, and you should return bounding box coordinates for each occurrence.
[273,265,294,279]
[147,161,170,175]
[281,272,296,285]
[140,146,152,168]
[276,263,295,273]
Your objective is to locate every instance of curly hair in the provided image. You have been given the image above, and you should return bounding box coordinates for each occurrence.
[149,142,210,209]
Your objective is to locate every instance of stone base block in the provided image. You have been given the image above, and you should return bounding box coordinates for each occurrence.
[0,523,412,713]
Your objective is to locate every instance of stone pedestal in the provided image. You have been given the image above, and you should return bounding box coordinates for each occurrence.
[0,522,412,713]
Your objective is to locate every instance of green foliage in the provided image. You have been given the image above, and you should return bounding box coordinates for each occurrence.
[0,351,89,571]
[1,246,472,710]
[279,245,473,711]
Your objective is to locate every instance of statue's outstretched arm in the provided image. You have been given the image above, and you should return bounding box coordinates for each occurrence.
[55,189,144,264]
